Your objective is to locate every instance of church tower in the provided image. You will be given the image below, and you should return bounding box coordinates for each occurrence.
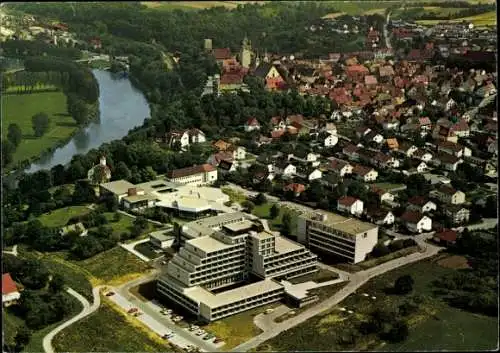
[239,36,253,69]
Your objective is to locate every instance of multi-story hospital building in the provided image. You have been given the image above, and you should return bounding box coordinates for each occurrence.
[157,213,318,322]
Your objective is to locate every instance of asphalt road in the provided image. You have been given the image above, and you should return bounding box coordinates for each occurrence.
[43,286,103,353]
[231,241,442,352]
[384,11,392,49]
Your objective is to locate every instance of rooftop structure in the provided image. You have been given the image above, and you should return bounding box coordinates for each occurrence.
[157,213,318,322]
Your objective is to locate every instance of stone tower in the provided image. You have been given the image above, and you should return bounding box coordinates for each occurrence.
[239,36,253,69]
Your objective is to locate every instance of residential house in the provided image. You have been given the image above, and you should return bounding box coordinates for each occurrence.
[407,196,437,213]
[370,186,395,203]
[337,196,364,216]
[352,164,378,182]
[321,122,337,136]
[400,211,432,233]
[218,160,236,174]
[345,64,369,81]
[289,151,319,165]
[244,118,261,132]
[433,229,458,246]
[212,48,232,65]
[412,149,433,163]
[270,116,287,130]
[343,144,360,160]
[275,160,296,177]
[379,65,395,78]
[437,141,471,158]
[364,131,384,145]
[431,185,466,205]
[366,208,395,226]
[219,71,249,94]
[2,273,21,306]
[318,131,338,147]
[283,183,306,197]
[296,165,322,181]
[444,205,470,225]
[398,142,419,157]
[165,128,206,149]
[435,152,462,171]
[253,63,288,91]
[403,160,428,174]
[327,158,352,177]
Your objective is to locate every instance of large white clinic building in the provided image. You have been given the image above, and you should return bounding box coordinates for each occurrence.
[157,213,318,322]
[296,209,379,264]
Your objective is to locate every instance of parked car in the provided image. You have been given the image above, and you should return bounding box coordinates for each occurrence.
[264,308,274,314]
[214,338,223,344]
[189,325,199,331]
[133,312,143,317]
[105,292,115,297]
[166,309,173,314]
[196,330,205,336]
[127,308,138,314]
[203,334,214,341]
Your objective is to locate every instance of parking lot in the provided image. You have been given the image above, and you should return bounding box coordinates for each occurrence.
[105,289,224,352]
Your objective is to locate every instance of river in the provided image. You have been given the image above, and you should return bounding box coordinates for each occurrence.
[25,69,150,174]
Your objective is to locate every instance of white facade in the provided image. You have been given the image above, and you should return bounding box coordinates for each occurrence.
[233,146,246,160]
[2,291,20,304]
[307,169,322,181]
[157,215,317,322]
[323,134,339,147]
[360,170,378,182]
[338,199,364,216]
[405,215,432,233]
[282,164,296,177]
[372,134,384,144]
[296,210,379,264]
[168,169,218,187]
[432,189,466,205]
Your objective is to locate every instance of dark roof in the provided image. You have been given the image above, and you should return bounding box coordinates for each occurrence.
[338,196,359,206]
[167,164,216,179]
[213,48,232,60]
[435,229,458,242]
[401,211,424,223]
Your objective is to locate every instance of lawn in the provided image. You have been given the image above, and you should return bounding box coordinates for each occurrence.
[221,187,247,204]
[416,10,496,26]
[52,300,179,352]
[75,247,154,285]
[37,205,90,228]
[134,241,164,260]
[203,302,280,351]
[257,255,498,351]
[141,1,263,11]
[1,91,78,167]
[252,202,273,219]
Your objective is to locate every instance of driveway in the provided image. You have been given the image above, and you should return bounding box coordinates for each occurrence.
[119,238,153,262]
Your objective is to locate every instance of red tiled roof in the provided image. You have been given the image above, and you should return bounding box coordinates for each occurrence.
[2,273,18,295]
[220,72,244,85]
[352,164,372,176]
[346,65,369,74]
[246,117,260,126]
[284,183,305,194]
[437,184,458,195]
[167,164,216,179]
[408,196,427,206]
[271,129,285,139]
[338,196,358,206]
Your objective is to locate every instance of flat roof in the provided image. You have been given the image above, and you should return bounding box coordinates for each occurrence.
[274,236,302,254]
[123,193,157,203]
[223,220,255,233]
[150,232,172,242]
[100,180,136,195]
[187,235,232,253]
[300,209,377,236]
[250,231,274,240]
[281,280,317,300]
[136,179,179,193]
[185,279,283,309]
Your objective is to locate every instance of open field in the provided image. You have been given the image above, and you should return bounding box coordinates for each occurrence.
[379,305,498,351]
[436,255,471,269]
[1,91,77,166]
[221,187,247,204]
[75,247,153,285]
[37,205,90,228]
[416,10,496,26]
[257,255,498,352]
[52,300,177,352]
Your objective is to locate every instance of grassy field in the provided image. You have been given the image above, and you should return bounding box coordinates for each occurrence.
[52,300,177,352]
[75,247,153,285]
[221,187,247,204]
[141,1,264,10]
[257,255,498,352]
[4,83,59,93]
[1,91,77,166]
[252,202,273,219]
[37,205,90,228]
[416,10,496,26]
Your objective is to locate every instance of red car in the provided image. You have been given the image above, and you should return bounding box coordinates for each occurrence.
[127,308,138,314]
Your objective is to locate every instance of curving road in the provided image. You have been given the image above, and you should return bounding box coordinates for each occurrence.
[384,11,392,49]
[43,286,104,353]
[231,241,442,352]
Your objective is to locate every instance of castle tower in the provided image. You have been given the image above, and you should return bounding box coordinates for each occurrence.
[240,36,253,69]
[204,38,212,52]
[99,155,106,166]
